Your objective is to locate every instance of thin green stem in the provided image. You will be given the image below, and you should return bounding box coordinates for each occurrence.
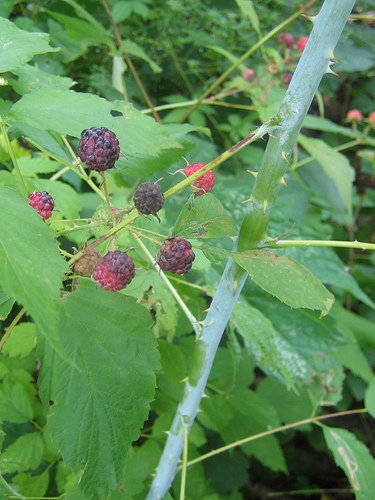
[184,408,367,470]
[264,238,375,252]
[178,0,319,124]
[1,121,28,196]
[0,308,27,352]
[179,417,189,500]
[132,233,201,336]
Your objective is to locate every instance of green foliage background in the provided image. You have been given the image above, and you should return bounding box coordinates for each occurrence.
[0,0,375,499]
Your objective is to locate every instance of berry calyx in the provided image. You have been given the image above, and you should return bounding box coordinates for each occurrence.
[297,36,308,52]
[74,249,102,277]
[346,109,363,122]
[77,127,120,172]
[368,111,375,127]
[156,237,195,275]
[277,32,294,48]
[133,182,164,222]
[185,163,215,196]
[92,251,135,292]
[28,191,54,220]
[241,68,255,82]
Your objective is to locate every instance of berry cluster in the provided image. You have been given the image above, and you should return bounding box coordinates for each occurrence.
[70,128,214,292]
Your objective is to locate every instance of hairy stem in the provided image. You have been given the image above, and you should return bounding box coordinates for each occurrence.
[146,1,357,498]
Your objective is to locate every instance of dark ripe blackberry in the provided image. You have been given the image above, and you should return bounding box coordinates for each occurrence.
[134,182,164,222]
[74,249,102,277]
[92,251,135,291]
[77,127,120,172]
[156,237,195,275]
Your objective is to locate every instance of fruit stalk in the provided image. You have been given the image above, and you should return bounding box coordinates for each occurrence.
[146,0,357,498]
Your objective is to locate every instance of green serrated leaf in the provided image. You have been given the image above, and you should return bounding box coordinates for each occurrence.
[233,250,334,316]
[0,17,58,74]
[8,88,182,163]
[11,471,49,498]
[0,433,44,475]
[174,194,237,239]
[37,281,159,500]
[303,115,363,140]
[0,186,70,357]
[2,323,36,359]
[0,474,25,499]
[0,288,14,320]
[365,377,375,419]
[298,135,354,216]
[8,64,74,95]
[323,426,375,499]
[0,380,33,424]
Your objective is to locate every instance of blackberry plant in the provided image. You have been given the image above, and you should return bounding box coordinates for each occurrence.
[1,1,375,500]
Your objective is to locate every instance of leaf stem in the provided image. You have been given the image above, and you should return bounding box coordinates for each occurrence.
[184,408,367,470]
[264,238,375,251]
[0,308,27,352]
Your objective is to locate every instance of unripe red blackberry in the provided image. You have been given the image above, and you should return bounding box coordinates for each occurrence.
[368,111,375,127]
[297,36,308,52]
[133,182,164,222]
[156,237,195,275]
[74,249,102,277]
[28,191,54,220]
[77,127,120,172]
[277,32,294,48]
[241,68,255,82]
[185,163,215,196]
[346,109,363,122]
[92,251,135,291]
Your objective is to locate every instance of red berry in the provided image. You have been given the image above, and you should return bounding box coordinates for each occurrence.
[28,191,54,220]
[241,68,255,82]
[77,127,120,172]
[368,111,375,127]
[92,251,135,291]
[156,237,195,275]
[277,32,294,48]
[283,72,293,87]
[346,109,363,122]
[185,163,215,196]
[297,36,308,52]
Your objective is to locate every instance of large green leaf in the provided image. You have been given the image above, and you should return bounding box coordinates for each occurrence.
[174,193,238,239]
[37,282,159,500]
[0,186,69,354]
[8,88,184,175]
[0,17,58,74]
[297,135,354,216]
[323,426,375,499]
[233,250,335,316]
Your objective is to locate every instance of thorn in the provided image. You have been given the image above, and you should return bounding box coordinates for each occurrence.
[241,195,254,204]
[280,176,288,187]
[246,169,258,178]
[178,377,189,384]
[202,393,211,399]
[263,199,268,214]
[281,151,290,166]
[327,49,338,64]
[197,407,204,413]
[303,14,317,23]
[326,66,338,76]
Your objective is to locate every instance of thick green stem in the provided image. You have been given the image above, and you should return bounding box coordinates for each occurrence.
[146,1,357,498]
